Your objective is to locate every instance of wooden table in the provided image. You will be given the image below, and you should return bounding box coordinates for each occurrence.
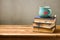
[0,25,60,40]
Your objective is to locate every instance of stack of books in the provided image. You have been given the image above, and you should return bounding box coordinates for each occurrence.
[32,16,56,33]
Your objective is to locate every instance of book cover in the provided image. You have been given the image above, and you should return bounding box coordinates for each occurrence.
[34,18,56,24]
[33,27,55,33]
[32,22,55,29]
[38,27,55,33]
[34,16,56,23]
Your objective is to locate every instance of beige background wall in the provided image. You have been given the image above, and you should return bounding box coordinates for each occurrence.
[0,0,60,25]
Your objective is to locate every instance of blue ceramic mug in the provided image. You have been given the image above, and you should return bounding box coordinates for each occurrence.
[39,6,52,17]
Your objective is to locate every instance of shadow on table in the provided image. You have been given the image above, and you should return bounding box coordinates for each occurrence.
[54,28,60,33]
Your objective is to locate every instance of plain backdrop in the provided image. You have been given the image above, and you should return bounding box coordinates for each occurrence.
[0,0,60,25]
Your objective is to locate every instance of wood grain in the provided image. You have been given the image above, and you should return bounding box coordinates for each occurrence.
[0,25,60,40]
[0,25,59,37]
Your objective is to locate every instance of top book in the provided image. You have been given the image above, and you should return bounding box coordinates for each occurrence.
[34,16,56,24]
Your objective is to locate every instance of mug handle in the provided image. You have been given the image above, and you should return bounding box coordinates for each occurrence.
[48,8,52,16]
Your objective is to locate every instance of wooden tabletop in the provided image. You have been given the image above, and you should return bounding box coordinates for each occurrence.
[0,25,60,37]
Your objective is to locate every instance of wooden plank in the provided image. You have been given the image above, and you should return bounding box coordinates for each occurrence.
[0,25,59,36]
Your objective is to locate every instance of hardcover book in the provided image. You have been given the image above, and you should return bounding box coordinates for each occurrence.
[34,16,56,23]
[32,22,55,29]
[33,27,55,33]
